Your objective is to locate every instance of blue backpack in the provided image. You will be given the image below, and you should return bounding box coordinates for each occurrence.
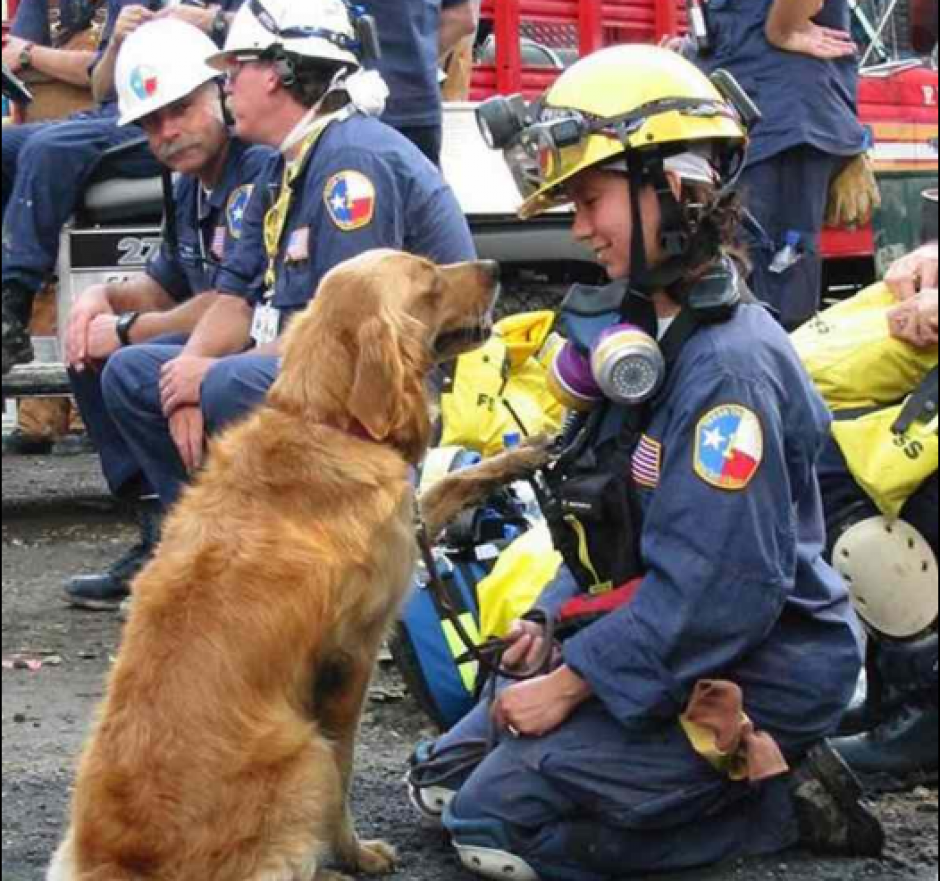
[392,449,529,730]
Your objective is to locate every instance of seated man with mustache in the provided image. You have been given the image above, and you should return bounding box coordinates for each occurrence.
[63,18,274,613]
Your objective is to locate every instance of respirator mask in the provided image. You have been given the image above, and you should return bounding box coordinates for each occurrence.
[547,284,666,412]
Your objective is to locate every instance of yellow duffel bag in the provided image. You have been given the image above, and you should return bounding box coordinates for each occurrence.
[832,399,938,519]
[792,284,938,412]
[478,523,563,643]
[441,311,567,457]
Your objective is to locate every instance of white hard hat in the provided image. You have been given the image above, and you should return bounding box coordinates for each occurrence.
[209,0,361,71]
[117,19,221,127]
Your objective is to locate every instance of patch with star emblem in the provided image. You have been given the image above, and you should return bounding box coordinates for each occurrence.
[226,185,254,240]
[694,405,764,491]
[324,171,376,232]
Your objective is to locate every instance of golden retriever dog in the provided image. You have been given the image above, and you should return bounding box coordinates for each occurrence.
[47,250,500,881]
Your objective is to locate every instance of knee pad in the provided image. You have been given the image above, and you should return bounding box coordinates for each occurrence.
[454,846,540,881]
[447,814,539,881]
[833,516,938,639]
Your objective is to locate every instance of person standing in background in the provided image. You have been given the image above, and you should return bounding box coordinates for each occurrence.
[698,0,878,330]
[360,0,477,166]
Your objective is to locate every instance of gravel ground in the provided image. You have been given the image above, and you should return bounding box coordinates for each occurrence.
[2,452,937,881]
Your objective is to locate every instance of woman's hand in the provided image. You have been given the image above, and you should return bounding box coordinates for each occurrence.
[493,666,592,739]
[501,619,560,674]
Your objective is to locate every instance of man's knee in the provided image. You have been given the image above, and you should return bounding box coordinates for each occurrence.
[201,357,276,433]
[101,346,162,415]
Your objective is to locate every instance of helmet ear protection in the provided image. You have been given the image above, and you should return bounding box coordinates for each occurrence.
[270,46,298,88]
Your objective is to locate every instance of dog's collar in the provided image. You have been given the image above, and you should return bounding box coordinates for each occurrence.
[322,418,377,443]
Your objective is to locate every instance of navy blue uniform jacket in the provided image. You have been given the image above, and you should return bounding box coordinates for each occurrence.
[217,113,476,323]
[563,304,864,755]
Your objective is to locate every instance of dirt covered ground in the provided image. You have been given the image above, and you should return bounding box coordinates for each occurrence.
[2,452,937,881]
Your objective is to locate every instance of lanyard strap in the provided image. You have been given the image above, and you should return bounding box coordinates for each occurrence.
[263,113,341,293]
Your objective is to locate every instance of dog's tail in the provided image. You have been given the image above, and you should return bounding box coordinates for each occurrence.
[418,439,553,541]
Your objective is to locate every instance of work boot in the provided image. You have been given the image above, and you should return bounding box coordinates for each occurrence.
[1,283,35,375]
[832,701,939,792]
[790,741,886,858]
[65,506,162,611]
[2,430,54,456]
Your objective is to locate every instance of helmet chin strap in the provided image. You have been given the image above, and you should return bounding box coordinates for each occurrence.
[626,151,705,297]
[621,149,742,327]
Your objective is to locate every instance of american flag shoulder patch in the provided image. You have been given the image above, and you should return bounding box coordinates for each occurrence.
[632,434,663,490]
[211,226,227,261]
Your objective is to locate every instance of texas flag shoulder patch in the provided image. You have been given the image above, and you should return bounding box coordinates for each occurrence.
[694,404,765,492]
[324,171,377,232]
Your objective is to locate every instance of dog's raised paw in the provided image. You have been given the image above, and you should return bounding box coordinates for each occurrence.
[356,840,398,875]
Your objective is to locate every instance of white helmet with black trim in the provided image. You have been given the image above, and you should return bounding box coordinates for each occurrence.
[209,0,362,71]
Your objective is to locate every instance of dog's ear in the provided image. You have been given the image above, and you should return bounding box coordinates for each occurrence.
[348,314,407,442]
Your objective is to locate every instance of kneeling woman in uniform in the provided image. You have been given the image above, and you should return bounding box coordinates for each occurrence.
[409,45,885,881]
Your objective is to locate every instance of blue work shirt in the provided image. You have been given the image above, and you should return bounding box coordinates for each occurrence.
[702,0,867,167]
[562,303,864,756]
[146,138,273,303]
[92,0,244,113]
[360,0,470,129]
[217,113,476,324]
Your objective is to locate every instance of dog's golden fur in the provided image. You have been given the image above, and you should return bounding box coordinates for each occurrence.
[48,250,499,881]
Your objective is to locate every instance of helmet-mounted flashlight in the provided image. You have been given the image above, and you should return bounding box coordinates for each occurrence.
[476,94,535,150]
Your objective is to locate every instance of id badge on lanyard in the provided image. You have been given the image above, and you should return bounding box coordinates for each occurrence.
[251,296,281,346]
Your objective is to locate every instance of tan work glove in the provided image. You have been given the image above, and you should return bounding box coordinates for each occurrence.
[826,153,882,229]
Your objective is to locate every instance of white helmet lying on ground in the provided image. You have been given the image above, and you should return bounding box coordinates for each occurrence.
[116,19,221,127]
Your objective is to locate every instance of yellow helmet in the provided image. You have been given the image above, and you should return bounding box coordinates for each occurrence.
[495,45,751,220]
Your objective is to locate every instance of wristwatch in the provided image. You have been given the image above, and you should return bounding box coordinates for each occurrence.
[116,312,142,348]
[210,9,230,46]
[19,43,35,72]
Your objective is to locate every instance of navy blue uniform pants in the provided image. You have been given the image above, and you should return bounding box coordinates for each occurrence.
[99,343,279,510]
[741,146,846,331]
[2,114,159,294]
[439,696,799,881]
